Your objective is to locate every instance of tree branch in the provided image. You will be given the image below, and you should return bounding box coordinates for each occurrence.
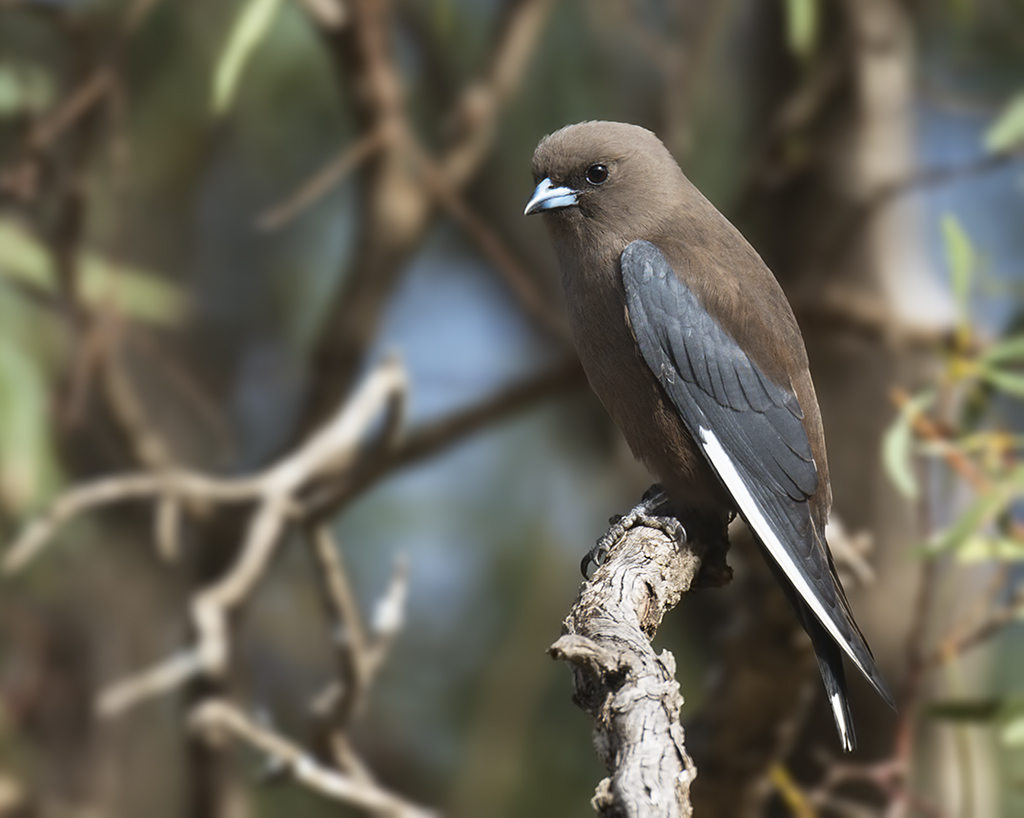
[550,522,702,817]
[190,699,436,818]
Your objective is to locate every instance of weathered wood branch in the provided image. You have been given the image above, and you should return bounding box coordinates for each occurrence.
[549,524,704,818]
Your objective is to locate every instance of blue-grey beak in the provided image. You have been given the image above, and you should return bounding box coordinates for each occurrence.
[524,177,579,215]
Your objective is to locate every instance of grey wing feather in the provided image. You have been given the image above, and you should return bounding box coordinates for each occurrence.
[620,240,893,709]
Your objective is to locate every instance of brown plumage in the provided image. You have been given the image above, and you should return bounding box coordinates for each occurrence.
[526,121,892,750]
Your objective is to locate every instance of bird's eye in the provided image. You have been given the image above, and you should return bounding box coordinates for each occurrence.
[585,164,609,185]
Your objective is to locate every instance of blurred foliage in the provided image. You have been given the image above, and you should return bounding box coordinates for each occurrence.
[783,0,820,63]
[0,0,1022,816]
[0,219,186,325]
[0,217,183,514]
[882,214,1024,786]
[0,290,58,515]
[0,60,55,118]
[985,93,1024,154]
[211,0,284,117]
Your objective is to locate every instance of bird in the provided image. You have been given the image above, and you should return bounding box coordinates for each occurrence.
[524,120,893,751]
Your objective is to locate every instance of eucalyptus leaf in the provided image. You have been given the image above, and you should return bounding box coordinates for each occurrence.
[980,366,1024,400]
[0,339,57,512]
[882,390,934,499]
[0,62,55,117]
[927,474,1022,555]
[1002,715,1024,747]
[956,535,1024,563]
[0,218,185,324]
[984,94,1024,155]
[783,0,819,61]
[211,0,284,116]
[981,335,1024,366]
[941,213,974,339]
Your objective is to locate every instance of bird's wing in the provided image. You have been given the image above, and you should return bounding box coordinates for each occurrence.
[620,240,887,701]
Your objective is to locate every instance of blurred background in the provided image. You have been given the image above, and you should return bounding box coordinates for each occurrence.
[1,0,1023,815]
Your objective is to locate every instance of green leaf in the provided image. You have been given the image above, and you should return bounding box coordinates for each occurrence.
[927,467,1024,555]
[941,213,974,340]
[956,535,1024,563]
[882,390,934,499]
[1003,715,1024,747]
[784,0,819,61]
[984,94,1024,155]
[0,218,185,324]
[946,0,972,25]
[211,0,283,116]
[0,337,57,512]
[980,335,1024,366]
[0,62,55,117]
[929,698,1006,722]
[981,366,1024,399]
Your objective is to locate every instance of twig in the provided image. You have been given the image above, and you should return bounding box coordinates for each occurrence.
[22,0,164,152]
[190,699,436,818]
[257,127,391,231]
[549,521,703,817]
[302,356,585,517]
[99,359,405,716]
[409,142,570,341]
[439,0,555,185]
[5,357,406,575]
[308,525,371,727]
[301,0,555,423]
[927,581,1024,668]
[816,149,1023,275]
[5,358,407,717]
[891,388,989,492]
[307,542,408,732]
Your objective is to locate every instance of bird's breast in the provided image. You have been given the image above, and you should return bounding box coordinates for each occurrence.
[560,254,730,514]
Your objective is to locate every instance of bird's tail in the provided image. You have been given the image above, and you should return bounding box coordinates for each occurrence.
[798,599,856,752]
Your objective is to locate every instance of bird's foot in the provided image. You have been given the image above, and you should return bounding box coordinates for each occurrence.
[581,485,687,577]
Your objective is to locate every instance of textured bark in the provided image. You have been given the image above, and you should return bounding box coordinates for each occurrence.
[550,525,702,818]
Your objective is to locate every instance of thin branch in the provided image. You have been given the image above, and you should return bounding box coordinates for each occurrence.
[301,0,555,421]
[190,699,436,818]
[5,358,407,718]
[302,357,585,517]
[817,149,1024,273]
[439,0,555,185]
[308,525,370,727]
[927,581,1024,668]
[409,142,570,341]
[891,388,990,492]
[307,526,409,773]
[21,0,164,153]
[257,127,391,231]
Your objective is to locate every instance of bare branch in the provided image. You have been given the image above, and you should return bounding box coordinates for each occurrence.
[301,0,556,421]
[306,524,409,770]
[257,127,391,231]
[308,525,371,726]
[190,699,436,818]
[5,357,407,575]
[303,357,585,516]
[409,142,570,341]
[6,358,407,720]
[550,522,702,817]
[440,0,555,185]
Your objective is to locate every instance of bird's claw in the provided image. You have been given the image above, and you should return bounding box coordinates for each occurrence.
[581,485,687,577]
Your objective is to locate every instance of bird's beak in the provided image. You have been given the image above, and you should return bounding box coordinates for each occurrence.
[524,177,579,216]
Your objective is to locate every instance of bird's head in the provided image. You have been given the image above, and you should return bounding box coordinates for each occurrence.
[525,121,685,238]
